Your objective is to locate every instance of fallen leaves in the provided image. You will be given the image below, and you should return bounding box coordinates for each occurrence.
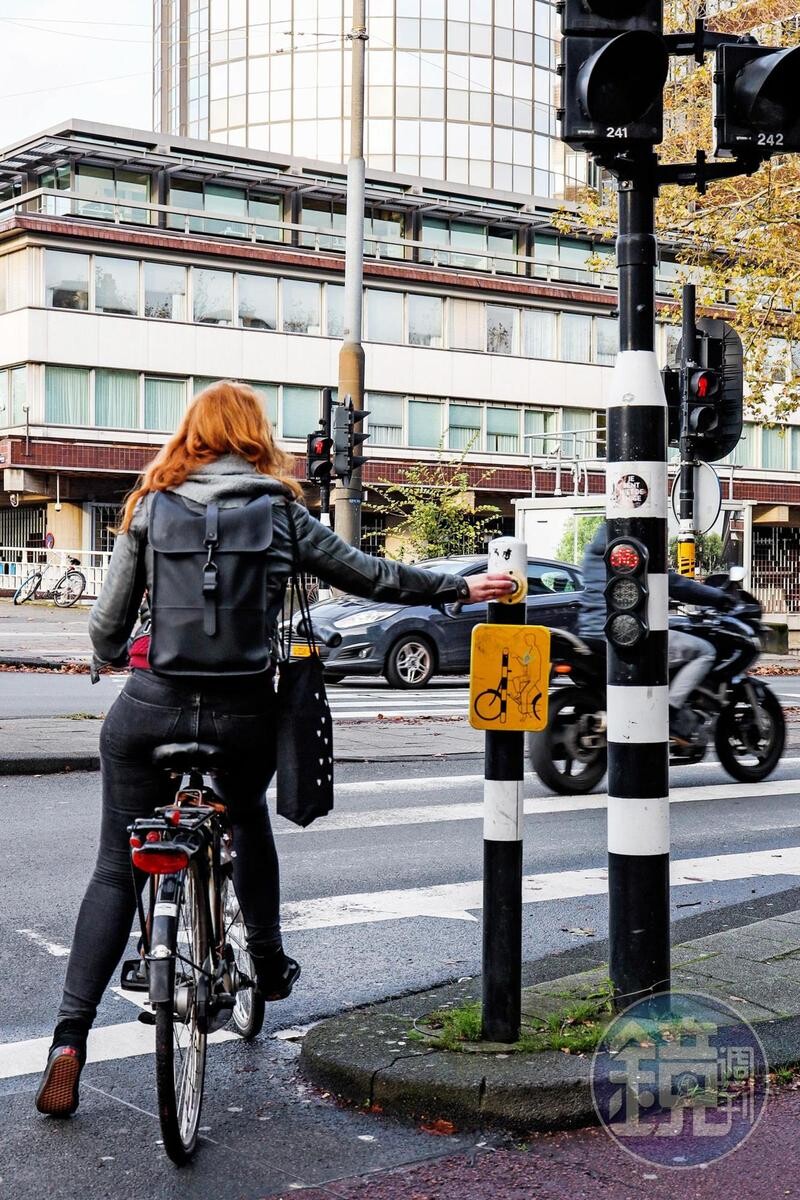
[419,1118,457,1136]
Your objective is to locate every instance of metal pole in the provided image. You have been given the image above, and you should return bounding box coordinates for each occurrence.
[607,162,670,1009]
[677,284,697,576]
[319,387,333,529]
[334,0,367,548]
[481,537,526,1043]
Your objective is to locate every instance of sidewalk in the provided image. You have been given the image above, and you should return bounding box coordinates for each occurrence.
[0,714,485,774]
[300,899,800,1139]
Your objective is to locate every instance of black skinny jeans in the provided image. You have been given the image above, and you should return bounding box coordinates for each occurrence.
[58,668,281,1029]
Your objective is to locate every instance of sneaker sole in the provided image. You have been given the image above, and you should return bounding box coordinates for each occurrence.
[35,1054,81,1117]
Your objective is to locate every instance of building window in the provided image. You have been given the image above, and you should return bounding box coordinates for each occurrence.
[144,376,185,431]
[326,284,344,337]
[525,408,557,457]
[730,422,756,467]
[144,262,186,320]
[595,317,618,366]
[75,165,149,224]
[486,304,517,354]
[522,309,556,359]
[366,289,403,343]
[238,273,277,329]
[408,293,443,347]
[562,408,595,457]
[95,369,139,429]
[0,251,28,312]
[45,250,89,310]
[91,503,119,557]
[167,179,281,239]
[449,297,483,351]
[487,406,519,453]
[365,208,405,258]
[420,216,516,272]
[45,366,90,425]
[448,402,481,450]
[10,366,26,424]
[282,385,319,438]
[762,426,787,471]
[300,199,347,251]
[408,398,443,447]
[193,267,233,325]
[561,313,592,363]
[249,195,283,243]
[248,381,279,426]
[95,256,139,316]
[282,279,321,334]
[366,393,403,446]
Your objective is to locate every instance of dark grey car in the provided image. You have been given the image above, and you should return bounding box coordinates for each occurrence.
[298,555,584,688]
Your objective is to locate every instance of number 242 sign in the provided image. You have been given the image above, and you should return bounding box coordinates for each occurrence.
[468,624,550,733]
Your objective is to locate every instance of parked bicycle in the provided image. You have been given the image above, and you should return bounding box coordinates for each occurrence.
[120,742,264,1165]
[13,555,86,607]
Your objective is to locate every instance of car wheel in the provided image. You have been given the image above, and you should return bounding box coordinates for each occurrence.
[385,636,435,688]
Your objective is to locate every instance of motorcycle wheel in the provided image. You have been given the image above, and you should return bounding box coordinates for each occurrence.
[529,688,607,795]
[714,684,785,783]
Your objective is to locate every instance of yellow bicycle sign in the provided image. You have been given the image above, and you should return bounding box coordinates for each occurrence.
[468,624,551,732]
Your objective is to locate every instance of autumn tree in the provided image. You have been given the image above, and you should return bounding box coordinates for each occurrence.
[557,1,800,420]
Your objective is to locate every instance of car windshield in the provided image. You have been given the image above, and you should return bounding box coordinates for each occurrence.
[416,558,482,574]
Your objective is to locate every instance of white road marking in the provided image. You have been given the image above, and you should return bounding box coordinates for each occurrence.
[16,929,70,957]
[274,774,800,833]
[280,845,800,933]
[0,1021,238,1081]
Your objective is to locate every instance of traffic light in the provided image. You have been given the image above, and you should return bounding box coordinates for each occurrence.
[332,403,350,478]
[558,1,668,153]
[714,43,800,158]
[669,318,744,462]
[604,537,650,653]
[306,431,332,482]
[332,400,370,481]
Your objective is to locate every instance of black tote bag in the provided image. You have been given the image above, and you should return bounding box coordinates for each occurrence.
[275,508,334,828]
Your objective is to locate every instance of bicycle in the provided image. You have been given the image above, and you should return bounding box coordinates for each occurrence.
[13,556,86,607]
[120,742,265,1164]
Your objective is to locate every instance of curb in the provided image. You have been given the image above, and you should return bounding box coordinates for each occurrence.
[299,966,800,1135]
[0,753,100,776]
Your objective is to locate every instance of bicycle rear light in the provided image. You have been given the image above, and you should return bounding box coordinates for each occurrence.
[132,844,190,875]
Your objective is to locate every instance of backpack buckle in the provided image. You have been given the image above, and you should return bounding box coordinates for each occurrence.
[202,561,218,595]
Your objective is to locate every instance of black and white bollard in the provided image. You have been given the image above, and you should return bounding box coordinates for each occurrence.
[481,536,527,1043]
[606,169,670,1008]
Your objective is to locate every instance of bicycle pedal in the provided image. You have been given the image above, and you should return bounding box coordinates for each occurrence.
[120,958,149,992]
[137,1011,156,1026]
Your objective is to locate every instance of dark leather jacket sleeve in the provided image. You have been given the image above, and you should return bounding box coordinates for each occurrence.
[288,503,465,603]
[87,512,148,664]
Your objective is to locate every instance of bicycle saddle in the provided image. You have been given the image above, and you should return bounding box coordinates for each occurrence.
[152,742,228,771]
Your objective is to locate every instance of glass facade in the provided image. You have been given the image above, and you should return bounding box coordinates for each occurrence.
[154,0,586,200]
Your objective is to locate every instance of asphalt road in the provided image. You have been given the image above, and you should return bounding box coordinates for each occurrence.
[3,754,800,1197]
[0,670,797,719]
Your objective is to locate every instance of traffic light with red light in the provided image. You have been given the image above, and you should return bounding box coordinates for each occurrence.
[604,537,650,653]
[714,43,800,158]
[306,432,333,482]
[667,318,744,463]
[558,0,668,153]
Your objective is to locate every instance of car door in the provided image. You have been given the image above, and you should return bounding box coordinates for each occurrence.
[525,561,583,632]
[436,561,489,672]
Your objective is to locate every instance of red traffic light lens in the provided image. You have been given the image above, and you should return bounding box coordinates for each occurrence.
[312,438,325,455]
[696,372,711,399]
[609,543,640,573]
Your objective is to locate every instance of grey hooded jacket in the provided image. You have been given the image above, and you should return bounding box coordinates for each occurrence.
[88,456,467,664]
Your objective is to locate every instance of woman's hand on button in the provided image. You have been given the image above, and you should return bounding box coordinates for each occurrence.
[465,573,518,602]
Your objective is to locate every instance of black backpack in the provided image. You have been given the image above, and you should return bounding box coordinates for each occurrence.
[148,491,274,676]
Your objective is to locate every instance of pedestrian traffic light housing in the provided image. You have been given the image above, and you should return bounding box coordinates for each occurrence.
[668,318,744,463]
[714,43,800,158]
[306,431,332,482]
[332,400,371,481]
[604,537,650,654]
[558,1,668,153]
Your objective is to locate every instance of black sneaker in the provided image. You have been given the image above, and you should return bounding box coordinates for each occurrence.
[670,707,699,744]
[35,1045,85,1117]
[251,950,301,1001]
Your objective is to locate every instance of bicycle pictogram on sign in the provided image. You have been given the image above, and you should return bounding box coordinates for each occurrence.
[468,624,550,733]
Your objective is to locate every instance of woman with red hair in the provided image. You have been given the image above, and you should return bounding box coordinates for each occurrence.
[36,380,513,1117]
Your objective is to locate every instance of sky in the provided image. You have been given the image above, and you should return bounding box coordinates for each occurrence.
[0,1,152,149]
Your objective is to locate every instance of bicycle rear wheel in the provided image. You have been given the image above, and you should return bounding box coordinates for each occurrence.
[13,572,41,605]
[155,859,209,1165]
[222,878,265,1040]
[53,570,86,608]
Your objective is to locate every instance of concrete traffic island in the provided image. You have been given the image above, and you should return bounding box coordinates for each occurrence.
[300,911,800,1133]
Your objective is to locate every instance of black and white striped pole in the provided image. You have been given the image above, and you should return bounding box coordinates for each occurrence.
[606,162,670,1008]
[481,536,527,1043]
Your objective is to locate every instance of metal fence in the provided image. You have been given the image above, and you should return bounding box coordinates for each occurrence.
[0,546,112,600]
[751,527,800,615]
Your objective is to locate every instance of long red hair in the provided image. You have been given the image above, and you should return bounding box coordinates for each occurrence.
[119,380,303,531]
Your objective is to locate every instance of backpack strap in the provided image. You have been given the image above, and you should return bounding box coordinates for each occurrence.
[202,502,220,636]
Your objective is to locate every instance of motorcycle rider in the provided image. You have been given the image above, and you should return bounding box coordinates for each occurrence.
[578,523,733,742]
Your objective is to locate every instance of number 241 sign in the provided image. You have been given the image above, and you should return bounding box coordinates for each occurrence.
[468,624,550,733]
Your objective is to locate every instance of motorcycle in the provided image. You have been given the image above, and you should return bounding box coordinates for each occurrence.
[529,572,786,794]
